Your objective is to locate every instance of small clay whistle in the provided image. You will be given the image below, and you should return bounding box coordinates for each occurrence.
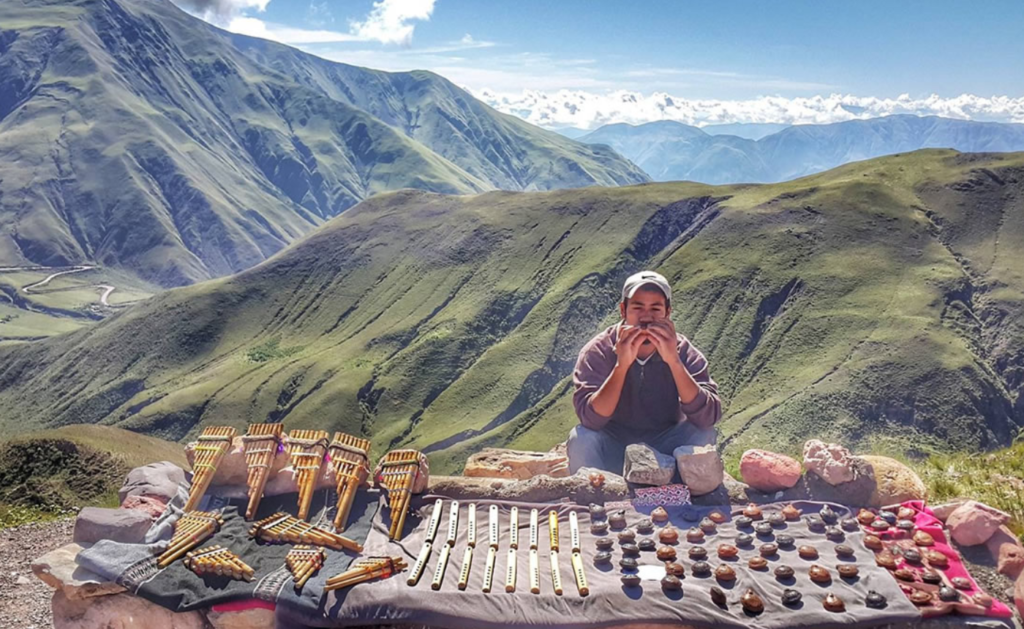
[700,518,717,534]
[591,521,609,535]
[619,557,638,570]
[835,544,855,558]
[715,564,736,581]
[808,564,831,583]
[841,518,860,531]
[635,518,654,534]
[651,506,669,523]
[902,547,922,563]
[776,534,795,548]
[922,570,943,584]
[823,592,845,612]
[621,573,641,587]
[735,516,753,528]
[951,577,972,590]
[755,522,774,536]
[689,546,708,560]
[609,510,627,529]
[691,561,711,576]
[595,537,614,550]
[743,503,763,519]
[661,574,682,591]
[589,504,606,519]
[665,562,685,577]
[618,529,636,543]
[708,510,727,524]
[594,550,613,564]
[897,507,916,521]
[857,509,876,525]
[782,588,802,606]
[686,528,705,543]
[865,590,887,608]
[819,506,838,523]
[875,552,897,569]
[710,585,727,606]
[638,538,656,552]
[656,546,677,561]
[748,556,768,570]
[621,542,639,556]
[910,590,933,605]
[741,588,764,613]
[798,545,819,559]
[717,544,738,559]
[736,533,754,546]
[836,564,858,578]
[938,586,959,602]
[913,531,935,547]
[825,527,845,542]
[782,504,802,520]
[774,564,795,579]
[658,527,679,544]
[894,568,916,582]
[925,550,948,567]
[767,513,786,527]
[760,543,779,556]
[864,535,884,550]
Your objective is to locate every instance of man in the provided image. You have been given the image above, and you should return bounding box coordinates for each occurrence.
[567,270,722,476]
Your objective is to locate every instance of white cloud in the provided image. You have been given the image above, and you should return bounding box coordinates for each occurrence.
[349,0,436,46]
[227,16,359,43]
[173,0,269,20]
[470,90,1024,130]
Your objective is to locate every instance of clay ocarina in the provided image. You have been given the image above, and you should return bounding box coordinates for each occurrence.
[922,570,943,584]
[798,545,819,560]
[897,507,916,521]
[741,588,764,613]
[735,516,753,528]
[743,503,763,519]
[661,574,682,590]
[658,526,679,544]
[665,562,685,577]
[621,542,640,556]
[710,585,727,606]
[755,521,774,536]
[774,564,795,579]
[910,590,933,605]
[938,586,959,602]
[825,527,845,542]
[951,577,972,590]
[823,592,845,612]
[841,518,860,531]
[656,546,677,561]
[819,506,838,523]
[621,573,641,588]
[857,509,876,525]
[893,568,916,582]
[808,564,831,583]
[895,520,915,532]
[736,533,754,546]
[618,529,636,543]
[688,546,708,560]
[619,557,638,570]
[715,564,736,581]
[589,504,606,519]
[767,513,786,527]
[875,552,898,569]
[717,544,739,559]
[691,561,711,577]
[834,544,855,558]
[760,543,779,556]
[748,556,768,570]
[699,518,717,534]
[651,506,669,523]
[776,533,795,548]
[609,510,627,528]
[902,548,922,564]
[870,519,890,531]
[913,531,935,547]
[805,516,825,532]
[638,538,656,552]
[925,550,948,567]
[782,588,802,606]
[878,510,897,524]
[635,519,654,535]
[836,564,858,579]
[686,528,705,543]
[865,590,887,609]
[590,522,609,535]
[708,510,727,524]
[595,537,614,551]
[782,504,802,520]
[593,551,612,564]
[864,535,884,550]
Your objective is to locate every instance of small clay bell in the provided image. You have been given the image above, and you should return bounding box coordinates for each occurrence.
[661,574,682,591]
[776,534,795,548]
[902,548,922,563]
[913,530,935,547]
[864,535,884,550]
[715,564,736,581]
[619,557,638,570]
[609,510,627,528]
[717,544,739,559]
[736,533,754,546]
[782,504,802,520]
[875,552,898,569]
[835,544,855,558]
[857,509,876,525]
[808,564,831,583]
[618,529,636,543]
[836,564,858,579]
[760,542,779,556]
[805,515,825,532]
[638,538,656,552]
[798,545,819,559]
[748,556,768,570]
[589,504,606,519]
[651,506,669,523]
[735,516,753,528]
[699,517,717,533]
[658,526,679,544]
[689,546,708,560]
[781,588,802,606]
[910,590,933,605]
[951,576,972,590]
[925,550,948,567]
[596,537,614,550]
[656,546,677,561]
[922,570,943,584]
[819,506,838,523]
[621,573,641,588]
[665,562,685,577]
[708,510,727,524]
[938,586,959,602]
[691,561,711,576]
[825,527,845,542]
[635,518,654,534]
[865,590,887,609]
[593,551,612,564]
[621,542,639,556]
[841,518,860,531]
[590,522,609,535]
[767,512,786,527]
[774,564,795,579]
[741,588,764,613]
[823,592,845,612]
[686,527,705,543]
[710,585,727,607]
[743,503,763,519]
[894,568,916,582]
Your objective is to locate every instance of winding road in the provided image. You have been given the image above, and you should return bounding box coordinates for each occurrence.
[0,265,119,311]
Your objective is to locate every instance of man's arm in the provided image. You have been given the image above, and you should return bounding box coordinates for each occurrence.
[669,341,721,429]
[572,326,644,430]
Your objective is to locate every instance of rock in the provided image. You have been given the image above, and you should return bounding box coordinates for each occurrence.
[987,525,1024,580]
[428,467,629,503]
[930,501,966,522]
[673,444,724,496]
[1015,572,1024,620]
[722,471,750,504]
[120,495,169,519]
[464,448,569,480]
[739,449,802,492]
[549,441,567,457]
[52,590,205,629]
[802,440,857,486]
[74,507,153,545]
[207,606,275,629]
[16,575,31,586]
[31,543,126,600]
[623,443,675,486]
[946,500,1010,546]
[118,461,186,503]
[859,455,927,507]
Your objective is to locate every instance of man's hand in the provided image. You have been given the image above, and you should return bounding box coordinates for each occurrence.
[613,325,647,366]
[644,319,680,365]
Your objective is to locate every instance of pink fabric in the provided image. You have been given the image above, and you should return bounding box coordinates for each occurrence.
[869,501,1013,618]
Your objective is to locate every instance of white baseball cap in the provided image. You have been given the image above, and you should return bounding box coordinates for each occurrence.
[621,271,672,303]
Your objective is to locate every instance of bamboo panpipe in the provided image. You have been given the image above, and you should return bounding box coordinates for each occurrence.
[569,511,581,553]
[430,542,451,590]
[570,552,589,597]
[157,511,224,568]
[445,500,460,546]
[529,549,540,594]
[549,550,563,595]
[249,512,362,552]
[285,429,329,521]
[529,509,538,550]
[285,545,326,590]
[509,506,519,550]
[407,542,432,586]
[242,423,283,520]
[467,503,477,547]
[327,432,370,532]
[184,545,254,581]
[482,546,497,593]
[457,546,473,590]
[425,499,444,542]
[376,449,422,540]
[504,547,517,593]
[325,556,407,592]
[184,426,237,511]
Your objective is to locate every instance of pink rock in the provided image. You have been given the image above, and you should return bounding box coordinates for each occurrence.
[802,439,857,486]
[986,525,1024,580]
[947,500,1010,546]
[739,449,802,492]
[120,495,168,519]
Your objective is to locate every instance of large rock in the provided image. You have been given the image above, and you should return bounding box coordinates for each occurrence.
[31,543,126,600]
[207,606,275,629]
[930,500,966,522]
[121,495,169,519]
[802,440,857,486]
[429,467,629,503]
[52,590,205,629]
[74,507,153,545]
[185,436,290,487]
[623,444,675,486]
[118,461,186,503]
[860,455,927,507]
[464,448,569,480]
[986,525,1024,580]
[946,500,1010,546]
[739,449,802,492]
[673,444,724,497]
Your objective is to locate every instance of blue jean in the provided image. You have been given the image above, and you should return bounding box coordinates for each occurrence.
[566,421,717,477]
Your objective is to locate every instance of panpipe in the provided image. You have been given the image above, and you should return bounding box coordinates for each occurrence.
[157,511,224,568]
[327,432,370,532]
[249,512,362,552]
[568,511,589,596]
[548,510,563,596]
[184,426,237,511]
[324,556,407,592]
[376,449,422,540]
[285,545,326,591]
[286,429,329,521]
[242,423,283,520]
[184,545,254,581]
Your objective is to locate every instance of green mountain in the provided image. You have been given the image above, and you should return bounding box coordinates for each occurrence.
[0,150,1021,474]
[0,0,647,288]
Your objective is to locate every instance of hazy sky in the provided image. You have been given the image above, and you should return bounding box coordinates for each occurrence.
[176,0,1024,129]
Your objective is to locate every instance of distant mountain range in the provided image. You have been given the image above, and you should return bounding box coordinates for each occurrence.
[0,0,647,287]
[578,115,1024,184]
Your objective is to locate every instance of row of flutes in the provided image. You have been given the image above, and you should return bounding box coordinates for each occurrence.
[242,423,283,520]
[285,429,329,521]
[184,426,237,511]
[376,449,421,539]
[157,511,225,568]
[328,432,371,532]
[285,545,326,590]
[249,512,363,552]
[324,556,408,592]
[184,545,255,581]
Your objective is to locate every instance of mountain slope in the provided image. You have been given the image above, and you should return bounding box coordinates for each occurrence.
[0,0,646,287]
[0,150,1021,474]
[581,116,1024,185]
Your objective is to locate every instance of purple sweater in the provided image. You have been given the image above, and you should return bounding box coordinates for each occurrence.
[572,323,722,433]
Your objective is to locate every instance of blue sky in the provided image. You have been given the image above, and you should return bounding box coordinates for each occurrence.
[178,0,1024,129]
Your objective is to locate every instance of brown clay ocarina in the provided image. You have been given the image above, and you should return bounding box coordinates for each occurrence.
[913,531,935,546]
[596,537,614,550]
[691,561,712,577]
[665,562,685,577]
[700,518,717,533]
[836,564,859,578]
[864,535,884,550]
[823,592,845,612]
[897,506,916,520]
[689,546,708,560]
[618,529,636,543]
[798,545,819,560]
[938,586,959,602]
[782,504,802,520]
[857,509,877,525]
[651,506,669,523]
[686,528,705,543]
[809,564,831,583]
[657,546,677,561]
[743,503,763,520]
[708,510,728,524]
[875,552,898,569]
[717,544,739,559]
[661,574,682,591]
[951,577,972,590]
[638,538,656,552]
[748,556,768,570]
[609,510,627,528]
[775,565,795,579]
[910,590,933,605]
[621,573,641,588]
[658,526,679,544]
[894,568,917,582]
[715,564,736,581]
[635,519,654,534]
[741,588,764,613]
[925,550,948,567]
[590,521,609,535]
[760,543,779,556]
[922,570,943,584]
[782,588,802,606]
[835,544,855,558]
[710,585,727,607]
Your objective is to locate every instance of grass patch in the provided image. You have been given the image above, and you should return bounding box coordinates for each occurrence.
[245,338,303,363]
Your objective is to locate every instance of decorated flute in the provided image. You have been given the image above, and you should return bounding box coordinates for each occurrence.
[482,546,497,593]
[242,423,283,520]
[467,503,477,547]
[457,546,474,590]
[431,542,451,590]
[285,429,329,521]
[327,432,371,532]
[184,426,237,511]
[505,547,517,593]
[407,542,432,586]
[509,506,519,550]
[445,500,460,546]
[529,549,540,594]
[571,551,589,597]
[569,510,581,553]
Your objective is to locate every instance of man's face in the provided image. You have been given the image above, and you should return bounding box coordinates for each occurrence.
[620,288,669,329]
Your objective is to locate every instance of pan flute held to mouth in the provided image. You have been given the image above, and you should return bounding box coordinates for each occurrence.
[249,512,362,552]
[285,545,327,591]
[184,545,255,582]
[158,511,225,568]
[286,429,329,522]
[184,426,237,512]
[376,449,423,540]
[327,432,371,532]
[242,423,283,520]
